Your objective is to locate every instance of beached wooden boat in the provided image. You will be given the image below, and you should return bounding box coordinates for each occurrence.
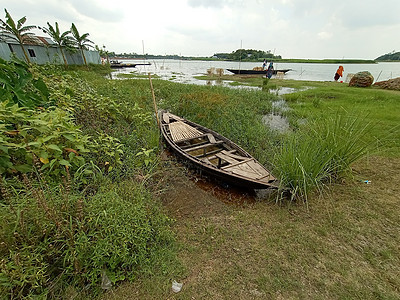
[227,68,291,75]
[159,111,277,189]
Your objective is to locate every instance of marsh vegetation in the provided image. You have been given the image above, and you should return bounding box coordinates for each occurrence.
[1,60,399,298]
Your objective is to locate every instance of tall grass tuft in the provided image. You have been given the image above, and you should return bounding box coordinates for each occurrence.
[273,113,377,202]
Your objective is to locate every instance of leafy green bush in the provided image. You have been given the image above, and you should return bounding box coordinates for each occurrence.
[0,57,50,108]
[0,61,177,298]
[0,176,174,298]
[0,102,92,175]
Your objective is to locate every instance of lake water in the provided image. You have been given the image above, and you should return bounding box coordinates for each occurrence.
[111,59,400,85]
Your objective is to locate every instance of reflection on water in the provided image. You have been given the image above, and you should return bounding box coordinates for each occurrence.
[262,86,315,133]
[262,114,290,134]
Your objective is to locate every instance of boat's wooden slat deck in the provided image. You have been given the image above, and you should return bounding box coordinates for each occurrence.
[168,121,202,142]
[177,133,217,145]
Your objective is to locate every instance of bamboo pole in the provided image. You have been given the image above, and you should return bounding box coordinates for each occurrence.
[148,73,160,128]
[375,70,382,83]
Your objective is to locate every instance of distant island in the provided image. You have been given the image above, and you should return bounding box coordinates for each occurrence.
[375,51,400,61]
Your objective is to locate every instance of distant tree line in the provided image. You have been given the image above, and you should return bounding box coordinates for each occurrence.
[213,49,282,61]
[375,51,400,61]
[110,52,185,60]
[111,49,282,61]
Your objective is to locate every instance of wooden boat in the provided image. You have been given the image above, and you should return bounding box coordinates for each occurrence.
[159,111,277,189]
[226,68,291,75]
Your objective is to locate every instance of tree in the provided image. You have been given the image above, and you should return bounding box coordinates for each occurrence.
[70,23,93,66]
[0,9,37,63]
[40,22,72,66]
[95,44,110,64]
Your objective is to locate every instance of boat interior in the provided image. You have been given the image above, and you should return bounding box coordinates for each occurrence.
[162,113,274,182]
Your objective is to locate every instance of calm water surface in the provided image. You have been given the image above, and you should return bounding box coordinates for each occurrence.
[112,59,400,85]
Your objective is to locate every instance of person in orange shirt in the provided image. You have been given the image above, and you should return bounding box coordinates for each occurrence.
[334,65,344,81]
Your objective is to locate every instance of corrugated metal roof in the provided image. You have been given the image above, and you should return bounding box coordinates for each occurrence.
[0,33,57,46]
[37,36,57,46]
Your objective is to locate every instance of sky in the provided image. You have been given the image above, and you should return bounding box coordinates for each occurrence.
[2,0,400,59]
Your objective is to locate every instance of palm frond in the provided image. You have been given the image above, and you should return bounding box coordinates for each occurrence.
[17,16,27,29]
[19,25,37,33]
[4,9,17,30]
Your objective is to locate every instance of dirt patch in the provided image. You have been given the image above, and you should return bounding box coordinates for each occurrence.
[159,156,276,220]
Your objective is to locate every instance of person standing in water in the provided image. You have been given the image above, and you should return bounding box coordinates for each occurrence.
[334,65,344,81]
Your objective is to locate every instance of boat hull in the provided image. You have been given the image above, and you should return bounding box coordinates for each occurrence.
[110,63,151,68]
[159,111,277,189]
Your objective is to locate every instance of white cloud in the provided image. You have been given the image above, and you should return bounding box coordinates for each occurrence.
[2,0,400,59]
[317,31,332,40]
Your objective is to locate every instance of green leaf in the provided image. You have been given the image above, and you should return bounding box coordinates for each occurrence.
[63,134,75,141]
[27,141,42,147]
[59,159,71,166]
[47,144,62,152]
[40,151,49,159]
[0,146,9,154]
[14,164,32,173]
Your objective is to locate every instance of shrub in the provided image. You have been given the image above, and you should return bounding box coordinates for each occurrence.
[0,61,176,298]
[0,176,174,298]
[0,102,91,176]
[0,57,50,108]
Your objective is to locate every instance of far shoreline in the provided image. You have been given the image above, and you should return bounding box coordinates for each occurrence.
[110,56,377,64]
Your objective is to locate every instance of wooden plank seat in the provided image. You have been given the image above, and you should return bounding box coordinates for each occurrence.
[184,141,224,153]
[221,157,254,169]
[195,148,222,159]
[203,150,236,161]
[215,151,273,181]
[178,133,218,146]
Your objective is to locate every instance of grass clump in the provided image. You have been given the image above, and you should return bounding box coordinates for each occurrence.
[273,114,377,201]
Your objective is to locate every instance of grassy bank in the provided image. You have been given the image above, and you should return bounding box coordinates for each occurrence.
[99,74,399,298]
[1,62,399,298]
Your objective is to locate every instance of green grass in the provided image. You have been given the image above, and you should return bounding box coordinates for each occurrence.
[284,83,400,156]
[3,64,399,299]
[96,75,399,299]
[273,114,378,201]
